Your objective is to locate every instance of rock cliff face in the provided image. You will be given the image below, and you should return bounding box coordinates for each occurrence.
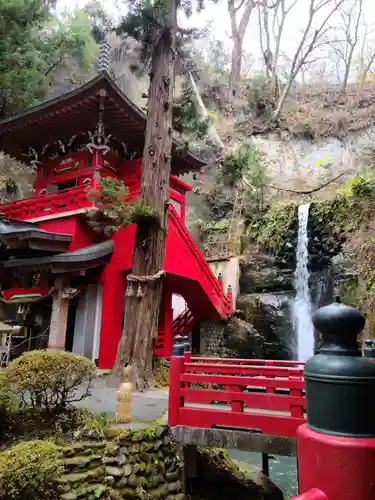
[250,127,374,189]
[197,241,353,361]
[237,253,295,360]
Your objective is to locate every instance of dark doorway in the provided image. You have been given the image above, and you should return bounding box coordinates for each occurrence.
[192,323,200,355]
[65,302,77,352]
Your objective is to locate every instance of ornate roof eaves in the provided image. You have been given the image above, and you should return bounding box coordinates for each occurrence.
[0,72,206,172]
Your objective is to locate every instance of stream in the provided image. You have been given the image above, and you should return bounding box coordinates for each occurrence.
[228,450,298,498]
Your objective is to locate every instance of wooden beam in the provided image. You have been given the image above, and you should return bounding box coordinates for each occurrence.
[48,277,69,350]
[170,426,297,457]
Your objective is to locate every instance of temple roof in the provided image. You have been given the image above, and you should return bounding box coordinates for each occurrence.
[3,239,114,274]
[0,216,72,254]
[0,72,205,175]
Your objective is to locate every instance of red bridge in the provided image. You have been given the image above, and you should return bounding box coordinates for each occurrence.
[168,343,375,500]
[168,353,313,499]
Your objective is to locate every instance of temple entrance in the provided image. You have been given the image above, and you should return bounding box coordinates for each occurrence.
[72,284,103,362]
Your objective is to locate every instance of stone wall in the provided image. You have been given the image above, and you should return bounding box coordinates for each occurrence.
[0,423,285,500]
[199,318,265,359]
[208,257,240,308]
[58,427,183,500]
[200,322,226,356]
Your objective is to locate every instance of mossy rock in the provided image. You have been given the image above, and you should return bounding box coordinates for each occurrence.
[63,455,96,469]
[105,466,123,477]
[186,448,283,500]
[148,483,169,498]
[239,259,294,294]
[62,466,105,484]
[245,201,298,263]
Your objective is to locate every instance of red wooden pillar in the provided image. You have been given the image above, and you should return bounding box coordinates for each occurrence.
[97,261,124,369]
[160,288,173,358]
[90,150,102,191]
[168,354,185,426]
[180,196,186,223]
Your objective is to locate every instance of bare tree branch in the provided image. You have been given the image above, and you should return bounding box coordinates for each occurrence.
[357,13,375,87]
[268,172,346,194]
[327,0,363,92]
[272,0,346,120]
[227,0,259,102]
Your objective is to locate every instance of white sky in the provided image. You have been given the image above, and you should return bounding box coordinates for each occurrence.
[58,0,375,81]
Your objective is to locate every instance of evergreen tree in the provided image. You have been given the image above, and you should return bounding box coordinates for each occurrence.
[0,0,97,117]
[110,0,216,389]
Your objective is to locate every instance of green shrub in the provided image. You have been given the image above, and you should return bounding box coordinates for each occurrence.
[246,201,298,258]
[0,370,12,416]
[0,439,63,499]
[6,350,95,412]
[247,75,273,116]
[222,141,269,199]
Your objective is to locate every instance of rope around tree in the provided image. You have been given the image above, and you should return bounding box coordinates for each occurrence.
[125,270,166,298]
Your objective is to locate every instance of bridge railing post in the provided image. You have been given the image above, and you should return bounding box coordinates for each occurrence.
[296,298,375,500]
[288,372,304,419]
[183,334,191,362]
[228,383,244,413]
[168,335,186,427]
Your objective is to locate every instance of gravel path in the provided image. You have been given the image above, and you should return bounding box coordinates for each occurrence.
[74,378,169,423]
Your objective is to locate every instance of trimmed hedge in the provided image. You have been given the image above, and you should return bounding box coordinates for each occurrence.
[6,350,95,412]
[0,370,12,416]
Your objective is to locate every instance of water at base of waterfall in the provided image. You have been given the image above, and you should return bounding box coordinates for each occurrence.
[293,204,315,361]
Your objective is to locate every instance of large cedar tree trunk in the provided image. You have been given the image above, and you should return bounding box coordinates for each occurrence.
[110,0,177,390]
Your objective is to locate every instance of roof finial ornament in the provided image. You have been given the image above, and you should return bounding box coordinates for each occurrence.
[96,36,111,74]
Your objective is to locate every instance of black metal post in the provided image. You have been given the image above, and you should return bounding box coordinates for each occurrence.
[305,300,375,437]
[182,335,191,352]
[261,453,269,477]
[172,334,185,356]
[364,339,375,358]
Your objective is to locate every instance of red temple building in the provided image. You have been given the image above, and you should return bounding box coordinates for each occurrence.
[0,71,232,369]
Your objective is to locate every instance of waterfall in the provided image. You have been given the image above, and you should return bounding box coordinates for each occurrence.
[293,204,315,361]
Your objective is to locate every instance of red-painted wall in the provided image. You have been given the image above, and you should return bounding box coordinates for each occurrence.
[38,216,95,252]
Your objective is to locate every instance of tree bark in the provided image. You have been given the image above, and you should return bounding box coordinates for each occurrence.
[110,0,176,391]
[227,0,254,105]
[228,38,243,101]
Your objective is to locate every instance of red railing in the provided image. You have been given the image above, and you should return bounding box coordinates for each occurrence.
[168,355,306,437]
[290,489,328,500]
[172,306,195,337]
[0,183,189,223]
[0,185,93,220]
[155,306,196,357]
[169,207,233,318]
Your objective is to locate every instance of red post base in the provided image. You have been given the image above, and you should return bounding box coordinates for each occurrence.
[297,423,375,500]
[290,489,328,500]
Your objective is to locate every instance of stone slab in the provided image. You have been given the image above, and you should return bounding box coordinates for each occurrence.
[170,426,297,457]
